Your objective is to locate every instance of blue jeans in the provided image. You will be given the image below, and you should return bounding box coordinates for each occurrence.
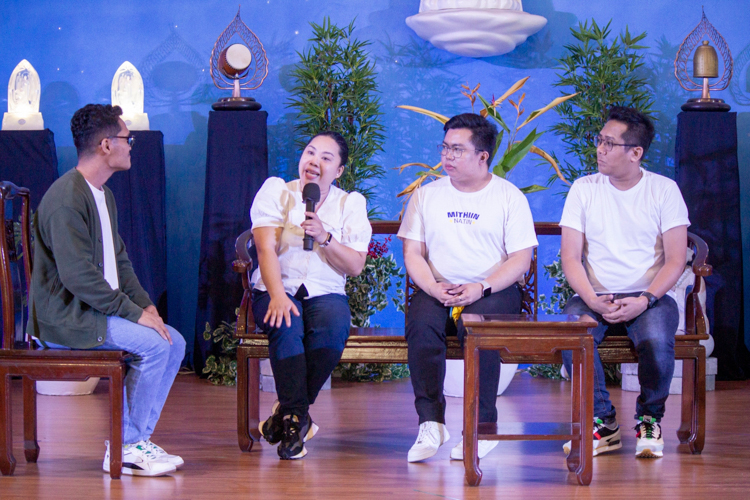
[252,291,350,416]
[45,316,186,444]
[562,293,679,421]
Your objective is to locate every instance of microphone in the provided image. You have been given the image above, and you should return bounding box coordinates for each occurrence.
[302,182,320,251]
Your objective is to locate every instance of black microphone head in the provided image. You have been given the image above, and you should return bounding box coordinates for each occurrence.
[302,182,321,203]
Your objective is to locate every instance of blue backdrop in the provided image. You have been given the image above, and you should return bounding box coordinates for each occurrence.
[2,0,749,359]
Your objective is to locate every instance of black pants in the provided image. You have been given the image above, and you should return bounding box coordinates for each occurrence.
[406,284,521,424]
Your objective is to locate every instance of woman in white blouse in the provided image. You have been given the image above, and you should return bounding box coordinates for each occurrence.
[250,131,372,460]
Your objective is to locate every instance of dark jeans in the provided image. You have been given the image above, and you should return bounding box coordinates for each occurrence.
[562,293,679,421]
[406,284,521,425]
[252,291,350,416]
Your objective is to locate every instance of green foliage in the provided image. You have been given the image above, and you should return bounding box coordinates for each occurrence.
[552,19,655,184]
[202,318,240,386]
[288,17,386,210]
[335,362,410,382]
[525,362,620,385]
[538,250,575,315]
[525,364,565,380]
[342,236,408,382]
[345,236,405,328]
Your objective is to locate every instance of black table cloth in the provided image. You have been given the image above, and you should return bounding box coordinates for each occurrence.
[675,111,750,380]
[0,129,58,210]
[194,110,268,373]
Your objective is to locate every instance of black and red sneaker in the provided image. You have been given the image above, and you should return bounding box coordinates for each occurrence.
[563,417,622,456]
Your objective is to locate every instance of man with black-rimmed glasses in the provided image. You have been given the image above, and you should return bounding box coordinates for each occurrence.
[559,106,690,459]
[30,104,185,476]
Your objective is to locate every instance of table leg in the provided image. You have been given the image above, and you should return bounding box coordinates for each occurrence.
[576,339,594,486]
[22,377,39,463]
[0,368,16,475]
[463,337,482,487]
[567,348,582,473]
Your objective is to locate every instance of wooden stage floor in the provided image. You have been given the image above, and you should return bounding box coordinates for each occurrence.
[1,371,749,499]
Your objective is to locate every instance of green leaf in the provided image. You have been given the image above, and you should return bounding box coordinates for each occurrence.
[519,184,548,194]
[497,128,543,174]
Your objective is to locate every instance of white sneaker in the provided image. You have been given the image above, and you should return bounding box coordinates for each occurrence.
[103,440,176,477]
[407,422,450,463]
[450,439,499,460]
[635,417,664,458]
[144,440,184,468]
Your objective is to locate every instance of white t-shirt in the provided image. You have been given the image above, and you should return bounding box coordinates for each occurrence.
[398,175,538,285]
[559,169,690,298]
[250,177,372,298]
[86,180,119,291]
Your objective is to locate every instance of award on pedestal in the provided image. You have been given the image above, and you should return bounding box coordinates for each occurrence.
[675,9,733,112]
[210,7,269,111]
[2,59,44,131]
[111,61,150,130]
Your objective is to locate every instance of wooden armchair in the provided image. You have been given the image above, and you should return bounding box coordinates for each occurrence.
[0,181,131,479]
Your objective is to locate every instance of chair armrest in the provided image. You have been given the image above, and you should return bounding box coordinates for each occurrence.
[234,229,256,338]
[687,232,712,277]
[685,232,711,336]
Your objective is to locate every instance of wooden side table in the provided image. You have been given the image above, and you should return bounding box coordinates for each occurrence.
[461,314,597,486]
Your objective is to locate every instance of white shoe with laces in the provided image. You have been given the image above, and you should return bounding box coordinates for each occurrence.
[635,416,664,458]
[407,421,450,463]
[449,439,499,460]
[144,439,184,467]
[103,440,176,477]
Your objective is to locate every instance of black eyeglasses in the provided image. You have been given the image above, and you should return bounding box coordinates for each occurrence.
[437,144,481,159]
[101,135,135,147]
[595,135,637,153]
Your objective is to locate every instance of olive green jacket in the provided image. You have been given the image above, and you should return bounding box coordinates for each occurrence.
[29,168,153,348]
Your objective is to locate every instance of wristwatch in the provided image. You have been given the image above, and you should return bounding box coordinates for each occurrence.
[319,232,333,248]
[480,280,492,298]
[640,291,658,309]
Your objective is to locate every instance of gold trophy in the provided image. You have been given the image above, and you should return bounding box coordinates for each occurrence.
[675,8,733,112]
[210,7,269,111]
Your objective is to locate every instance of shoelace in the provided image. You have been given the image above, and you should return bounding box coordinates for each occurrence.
[128,442,159,461]
[416,423,435,444]
[282,415,301,443]
[635,421,661,439]
[145,440,166,457]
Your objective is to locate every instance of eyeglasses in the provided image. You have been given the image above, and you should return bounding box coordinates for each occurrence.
[101,135,135,147]
[437,144,482,159]
[595,135,637,153]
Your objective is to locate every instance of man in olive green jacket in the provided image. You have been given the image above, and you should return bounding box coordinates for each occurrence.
[29,104,185,477]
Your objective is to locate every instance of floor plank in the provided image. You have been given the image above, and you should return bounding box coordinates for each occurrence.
[2,371,749,499]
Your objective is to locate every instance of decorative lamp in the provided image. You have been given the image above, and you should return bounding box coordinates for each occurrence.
[111,61,149,130]
[675,8,733,112]
[405,0,547,58]
[2,59,44,130]
[210,7,269,111]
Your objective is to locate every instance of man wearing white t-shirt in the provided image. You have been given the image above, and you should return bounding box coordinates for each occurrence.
[30,104,185,476]
[559,106,690,459]
[398,113,538,462]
